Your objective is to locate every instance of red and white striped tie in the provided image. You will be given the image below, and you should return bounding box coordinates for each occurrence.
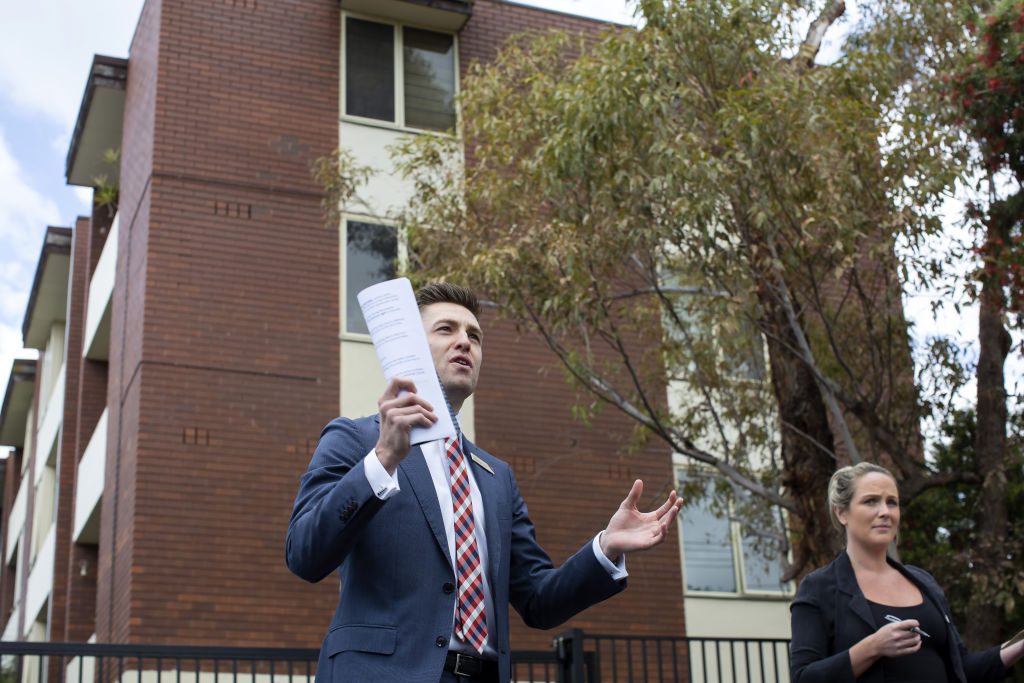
[445,436,487,653]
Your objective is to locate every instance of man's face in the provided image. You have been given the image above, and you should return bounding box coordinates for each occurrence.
[421,302,483,410]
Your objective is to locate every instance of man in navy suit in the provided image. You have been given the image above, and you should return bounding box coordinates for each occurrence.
[286,283,682,683]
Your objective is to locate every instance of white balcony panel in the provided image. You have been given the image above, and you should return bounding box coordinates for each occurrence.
[6,477,27,564]
[2,601,21,641]
[35,364,65,486]
[84,215,117,361]
[74,409,107,543]
[25,523,55,625]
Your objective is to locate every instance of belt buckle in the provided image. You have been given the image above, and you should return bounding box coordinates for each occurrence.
[452,653,476,678]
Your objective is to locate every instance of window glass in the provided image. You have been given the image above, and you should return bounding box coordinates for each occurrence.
[346,17,395,122]
[680,474,737,592]
[722,317,767,381]
[346,220,397,334]
[740,523,788,592]
[403,27,456,131]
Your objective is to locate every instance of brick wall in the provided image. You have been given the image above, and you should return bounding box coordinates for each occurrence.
[46,216,90,644]
[475,317,684,647]
[99,0,684,650]
[100,0,340,645]
[63,208,112,642]
[0,450,21,629]
[97,0,160,645]
[459,0,616,70]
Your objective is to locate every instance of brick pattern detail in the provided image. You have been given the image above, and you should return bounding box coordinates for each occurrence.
[96,0,161,643]
[0,450,22,628]
[475,314,684,649]
[47,217,90,645]
[96,0,339,645]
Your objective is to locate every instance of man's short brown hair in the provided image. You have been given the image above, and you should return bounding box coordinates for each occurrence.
[415,282,480,318]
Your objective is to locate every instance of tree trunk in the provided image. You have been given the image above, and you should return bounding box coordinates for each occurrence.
[760,292,844,580]
[966,218,1012,648]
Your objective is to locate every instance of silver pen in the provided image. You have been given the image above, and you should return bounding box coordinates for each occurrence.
[884,614,930,638]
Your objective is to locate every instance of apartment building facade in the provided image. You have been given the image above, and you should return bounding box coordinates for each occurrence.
[0,0,793,654]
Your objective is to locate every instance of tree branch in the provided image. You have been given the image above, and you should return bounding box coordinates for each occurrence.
[796,0,846,67]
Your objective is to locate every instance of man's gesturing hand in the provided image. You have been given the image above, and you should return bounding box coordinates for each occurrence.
[375,377,437,475]
[599,480,683,561]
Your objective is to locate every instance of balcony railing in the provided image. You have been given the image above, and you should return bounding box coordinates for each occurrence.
[0,631,791,683]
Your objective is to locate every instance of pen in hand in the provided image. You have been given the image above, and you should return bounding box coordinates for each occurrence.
[884,614,930,638]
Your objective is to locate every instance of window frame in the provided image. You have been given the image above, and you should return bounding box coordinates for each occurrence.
[341,11,460,133]
[677,466,793,599]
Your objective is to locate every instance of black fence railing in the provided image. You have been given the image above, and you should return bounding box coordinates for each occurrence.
[544,630,790,683]
[0,633,791,683]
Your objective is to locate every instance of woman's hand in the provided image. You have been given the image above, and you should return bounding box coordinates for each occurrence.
[872,620,924,659]
[848,620,922,677]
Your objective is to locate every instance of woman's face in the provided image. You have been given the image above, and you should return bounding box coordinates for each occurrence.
[836,472,900,551]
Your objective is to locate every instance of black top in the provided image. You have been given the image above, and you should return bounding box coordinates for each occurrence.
[867,599,951,682]
[789,551,1008,683]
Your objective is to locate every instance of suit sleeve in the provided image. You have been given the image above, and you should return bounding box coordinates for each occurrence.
[790,572,858,683]
[285,417,386,583]
[505,467,624,630]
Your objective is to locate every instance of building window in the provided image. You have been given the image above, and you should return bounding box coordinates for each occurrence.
[344,16,456,132]
[720,316,767,381]
[665,279,766,383]
[345,219,398,335]
[678,469,791,596]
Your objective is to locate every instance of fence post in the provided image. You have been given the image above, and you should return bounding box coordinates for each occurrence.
[552,628,585,683]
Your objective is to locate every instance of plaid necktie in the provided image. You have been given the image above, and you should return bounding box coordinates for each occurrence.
[445,436,487,653]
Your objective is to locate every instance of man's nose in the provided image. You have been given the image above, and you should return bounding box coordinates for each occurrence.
[453,329,471,349]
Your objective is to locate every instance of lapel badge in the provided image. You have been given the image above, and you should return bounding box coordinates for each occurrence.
[471,453,495,475]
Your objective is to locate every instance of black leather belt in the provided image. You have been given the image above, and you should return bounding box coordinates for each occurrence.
[444,651,499,682]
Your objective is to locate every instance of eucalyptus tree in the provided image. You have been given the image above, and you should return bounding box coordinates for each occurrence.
[318,0,1022,642]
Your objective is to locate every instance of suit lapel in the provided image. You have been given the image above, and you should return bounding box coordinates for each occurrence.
[465,441,503,588]
[400,445,452,565]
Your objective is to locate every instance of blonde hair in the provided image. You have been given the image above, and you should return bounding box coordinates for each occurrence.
[827,463,897,531]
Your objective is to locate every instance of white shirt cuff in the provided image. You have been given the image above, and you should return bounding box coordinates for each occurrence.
[593,532,628,581]
[364,449,400,500]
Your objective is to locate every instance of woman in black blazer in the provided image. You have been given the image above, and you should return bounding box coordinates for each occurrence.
[789,463,1024,682]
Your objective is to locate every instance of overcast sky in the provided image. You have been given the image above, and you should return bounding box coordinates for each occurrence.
[0,1,1014,458]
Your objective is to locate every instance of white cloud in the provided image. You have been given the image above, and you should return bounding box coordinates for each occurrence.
[0,1,144,129]
[0,126,57,395]
[0,263,30,322]
[0,127,60,253]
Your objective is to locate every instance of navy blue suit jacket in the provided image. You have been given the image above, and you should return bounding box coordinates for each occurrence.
[790,551,1006,683]
[286,416,625,683]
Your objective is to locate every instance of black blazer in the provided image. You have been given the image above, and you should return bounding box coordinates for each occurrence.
[789,551,1006,683]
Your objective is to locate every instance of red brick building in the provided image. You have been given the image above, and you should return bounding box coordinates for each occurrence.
[0,0,695,652]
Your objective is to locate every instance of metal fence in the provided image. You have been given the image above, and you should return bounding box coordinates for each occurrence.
[0,632,791,683]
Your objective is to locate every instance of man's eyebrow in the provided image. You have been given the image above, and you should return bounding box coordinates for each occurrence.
[432,318,483,339]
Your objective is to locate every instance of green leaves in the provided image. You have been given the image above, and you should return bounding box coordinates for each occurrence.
[379,0,1023,582]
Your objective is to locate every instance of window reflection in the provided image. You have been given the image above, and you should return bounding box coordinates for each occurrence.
[346,17,395,122]
[680,473,737,592]
[403,27,455,131]
[346,220,397,334]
